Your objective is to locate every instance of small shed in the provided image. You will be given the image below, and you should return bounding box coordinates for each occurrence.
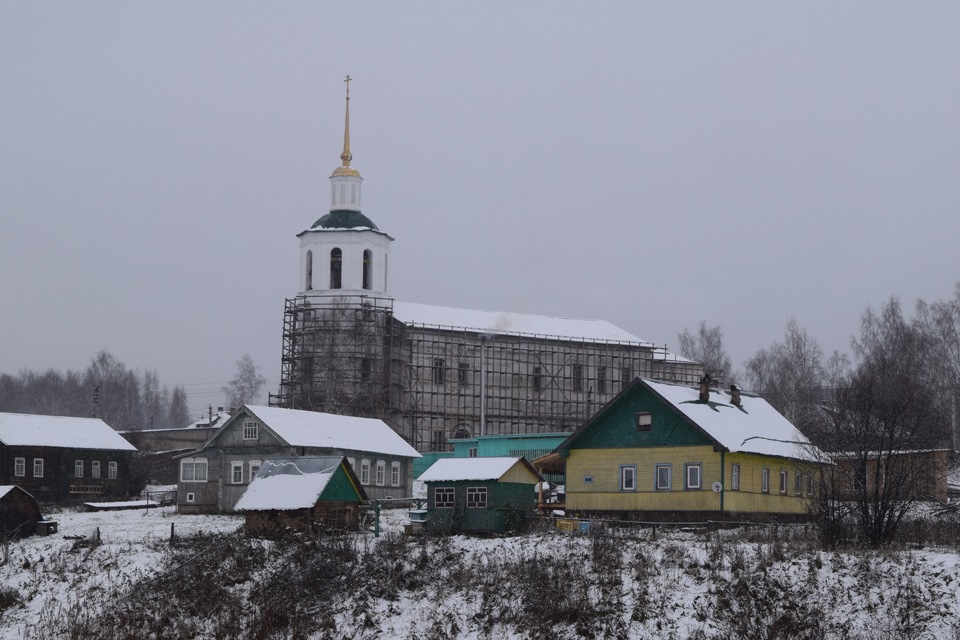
[0,485,42,539]
[234,457,367,536]
[418,457,542,533]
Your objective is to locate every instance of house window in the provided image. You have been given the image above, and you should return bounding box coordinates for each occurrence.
[532,366,542,391]
[360,459,371,485]
[636,412,652,431]
[14,457,25,477]
[655,464,672,491]
[330,248,342,289]
[180,458,208,482]
[435,487,455,508]
[232,462,244,484]
[468,447,478,458]
[33,458,44,478]
[243,421,259,440]
[108,461,118,479]
[731,463,740,491]
[761,467,770,494]
[433,359,445,384]
[467,487,487,508]
[347,457,356,471]
[685,463,702,490]
[249,460,261,479]
[375,460,386,486]
[75,460,84,478]
[573,364,584,391]
[305,250,313,290]
[597,366,607,394]
[807,473,815,496]
[779,470,788,494]
[795,471,803,496]
[458,362,469,385]
[186,492,195,503]
[620,465,636,491]
[391,462,401,487]
[92,461,101,479]
[583,475,594,484]
[362,249,372,290]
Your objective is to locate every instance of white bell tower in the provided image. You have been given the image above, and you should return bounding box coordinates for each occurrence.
[297,76,393,300]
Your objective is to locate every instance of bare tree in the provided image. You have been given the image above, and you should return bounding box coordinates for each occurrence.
[915,281,960,449]
[676,321,735,383]
[821,298,949,546]
[167,385,190,429]
[222,353,267,408]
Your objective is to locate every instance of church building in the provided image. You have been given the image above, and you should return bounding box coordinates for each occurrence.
[270,79,706,453]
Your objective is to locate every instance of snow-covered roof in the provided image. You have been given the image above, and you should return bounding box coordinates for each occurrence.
[643,380,823,462]
[0,486,18,500]
[242,406,420,458]
[184,411,232,429]
[0,413,137,451]
[391,301,652,345]
[418,457,532,482]
[234,457,354,511]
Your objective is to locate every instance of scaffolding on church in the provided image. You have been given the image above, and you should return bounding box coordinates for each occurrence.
[271,294,707,452]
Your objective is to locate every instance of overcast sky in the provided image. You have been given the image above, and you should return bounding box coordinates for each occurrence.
[2,3,958,420]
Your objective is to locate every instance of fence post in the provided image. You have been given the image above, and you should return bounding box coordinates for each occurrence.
[170,522,175,544]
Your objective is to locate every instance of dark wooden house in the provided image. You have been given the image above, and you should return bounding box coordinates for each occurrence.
[234,457,367,536]
[419,457,542,533]
[0,485,43,539]
[0,413,138,501]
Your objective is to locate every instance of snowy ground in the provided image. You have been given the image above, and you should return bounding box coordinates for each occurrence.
[1,504,960,639]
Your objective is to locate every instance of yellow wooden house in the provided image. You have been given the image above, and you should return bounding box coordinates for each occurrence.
[554,378,824,521]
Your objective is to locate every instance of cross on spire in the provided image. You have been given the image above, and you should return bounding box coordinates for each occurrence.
[341,75,352,166]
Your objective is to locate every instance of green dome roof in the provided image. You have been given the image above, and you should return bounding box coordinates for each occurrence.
[311,210,379,231]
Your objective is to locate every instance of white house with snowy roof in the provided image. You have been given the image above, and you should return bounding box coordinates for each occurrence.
[269,79,706,453]
[175,405,420,513]
[0,412,137,501]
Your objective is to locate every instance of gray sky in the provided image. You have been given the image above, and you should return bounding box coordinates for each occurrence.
[2,3,958,419]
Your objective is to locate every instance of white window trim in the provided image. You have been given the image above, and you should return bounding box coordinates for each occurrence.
[92,461,101,479]
[360,459,371,485]
[761,467,770,494]
[249,459,262,480]
[794,471,803,496]
[375,460,386,486]
[779,469,788,494]
[14,457,25,477]
[620,464,636,491]
[33,458,44,478]
[231,461,244,484]
[75,460,84,478]
[108,461,118,479]
[684,463,702,490]
[242,421,259,441]
[435,487,455,509]
[731,463,740,491]
[390,461,401,487]
[655,464,672,491]
[466,486,487,509]
[180,458,208,483]
[186,492,195,503]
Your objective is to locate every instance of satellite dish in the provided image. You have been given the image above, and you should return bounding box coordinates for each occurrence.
[711,482,723,493]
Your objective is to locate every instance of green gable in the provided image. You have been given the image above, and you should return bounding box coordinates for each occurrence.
[318,464,364,503]
[558,381,716,454]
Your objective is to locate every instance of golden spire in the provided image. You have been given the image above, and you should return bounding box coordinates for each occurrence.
[340,74,352,167]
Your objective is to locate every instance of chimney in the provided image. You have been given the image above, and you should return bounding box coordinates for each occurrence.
[730,384,741,407]
[217,407,224,413]
[699,373,711,402]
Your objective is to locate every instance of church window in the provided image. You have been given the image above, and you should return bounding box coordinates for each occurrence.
[351,184,357,204]
[330,248,342,289]
[622,367,631,389]
[458,362,469,385]
[573,364,584,391]
[339,184,345,204]
[362,250,372,290]
[597,366,607,393]
[305,250,313,290]
[433,359,445,384]
[532,366,542,391]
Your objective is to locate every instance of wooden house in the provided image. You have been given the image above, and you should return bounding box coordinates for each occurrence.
[827,449,950,503]
[553,378,824,521]
[418,457,542,533]
[0,412,137,501]
[0,485,43,539]
[234,457,367,536]
[175,405,420,513]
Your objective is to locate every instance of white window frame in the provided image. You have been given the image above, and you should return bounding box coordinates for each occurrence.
[761,467,770,494]
[375,460,386,486]
[186,492,195,503]
[92,461,101,479]
[242,421,259,441]
[391,461,401,487]
[684,463,702,490]
[655,464,672,491]
[180,458,208,483]
[14,457,25,477]
[33,458,44,478]
[807,473,815,496]
[108,461,117,479]
[360,459,371,485]
[779,469,788,494]
[620,464,636,491]
[794,471,803,496]
[249,460,262,480]
[468,447,478,458]
[731,463,740,491]
[435,487,455,509]
[75,460,84,478]
[231,462,244,484]
[466,486,487,509]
